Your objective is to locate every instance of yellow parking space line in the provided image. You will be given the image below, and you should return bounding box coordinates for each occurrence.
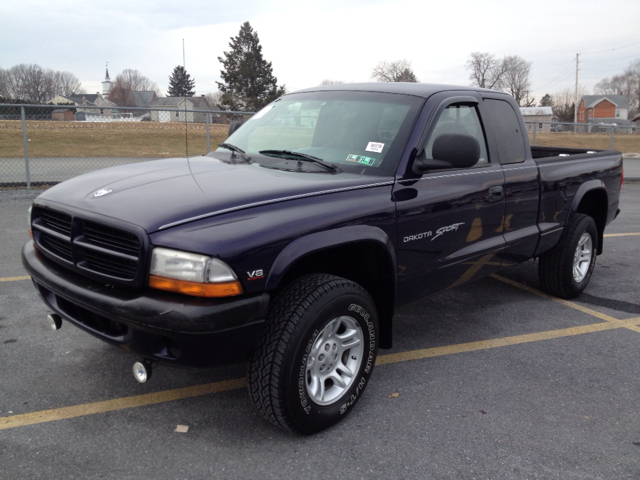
[3,318,635,431]
[491,274,631,323]
[0,378,246,431]
[375,321,620,366]
[0,276,30,282]
[603,233,640,237]
[2,277,637,431]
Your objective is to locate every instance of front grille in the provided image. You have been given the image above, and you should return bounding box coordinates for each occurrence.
[84,221,140,255]
[31,206,146,287]
[83,250,138,279]
[40,210,72,235]
[41,232,73,261]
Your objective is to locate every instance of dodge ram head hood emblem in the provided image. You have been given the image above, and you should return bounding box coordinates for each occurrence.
[93,188,113,197]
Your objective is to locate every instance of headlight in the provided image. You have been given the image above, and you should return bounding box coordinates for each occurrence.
[149,247,242,297]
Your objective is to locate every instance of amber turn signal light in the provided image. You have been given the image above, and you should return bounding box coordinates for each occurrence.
[149,275,243,297]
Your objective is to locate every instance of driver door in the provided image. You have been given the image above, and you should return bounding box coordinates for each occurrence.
[394,96,506,305]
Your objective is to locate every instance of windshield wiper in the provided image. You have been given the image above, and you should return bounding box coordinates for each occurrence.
[219,143,251,162]
[259,150,337,172]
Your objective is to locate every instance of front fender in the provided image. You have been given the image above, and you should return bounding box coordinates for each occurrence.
[265,225,397,291]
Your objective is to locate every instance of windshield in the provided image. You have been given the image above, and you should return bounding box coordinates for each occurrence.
[216,90,424,176]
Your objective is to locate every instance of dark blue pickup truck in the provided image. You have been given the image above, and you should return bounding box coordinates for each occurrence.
[22,83,623,434]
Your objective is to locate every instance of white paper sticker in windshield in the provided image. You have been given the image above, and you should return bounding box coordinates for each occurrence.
[346,154,376,166]
[249,104,275,121]
[365,142,384,153]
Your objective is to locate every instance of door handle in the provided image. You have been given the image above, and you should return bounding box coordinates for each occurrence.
[485,186,504,202]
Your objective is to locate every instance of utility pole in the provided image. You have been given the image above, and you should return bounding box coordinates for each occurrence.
[574,53,580,123]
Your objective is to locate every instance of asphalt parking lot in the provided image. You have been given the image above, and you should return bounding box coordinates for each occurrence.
[1,181,639,480]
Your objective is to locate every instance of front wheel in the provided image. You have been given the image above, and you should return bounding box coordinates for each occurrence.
[538,213,598,299]
[247,274,378,435]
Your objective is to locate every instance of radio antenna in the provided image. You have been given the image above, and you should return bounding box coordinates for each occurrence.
[181,39,202,192]
[183,38,189,159]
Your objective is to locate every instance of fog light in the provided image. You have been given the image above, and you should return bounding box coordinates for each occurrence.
[47,313,62,331]
[133,361,152,383]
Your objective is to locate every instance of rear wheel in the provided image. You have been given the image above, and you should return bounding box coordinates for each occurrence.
[538,213,598,299]
[247,274,378,435]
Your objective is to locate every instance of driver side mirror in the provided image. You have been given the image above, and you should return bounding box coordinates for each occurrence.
[412,133,480,174]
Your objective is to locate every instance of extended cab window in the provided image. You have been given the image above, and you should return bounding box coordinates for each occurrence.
[425,104,489,165]
[483,99,526,164]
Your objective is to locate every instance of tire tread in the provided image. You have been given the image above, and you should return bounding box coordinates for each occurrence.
[538,213,597,299]
[247,274,369,434]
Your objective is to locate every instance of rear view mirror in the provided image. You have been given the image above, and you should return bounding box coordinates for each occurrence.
[413,133,480,174]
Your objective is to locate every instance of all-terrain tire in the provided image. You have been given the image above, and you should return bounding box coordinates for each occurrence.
[538,213,598,299]
[247,274,378,435]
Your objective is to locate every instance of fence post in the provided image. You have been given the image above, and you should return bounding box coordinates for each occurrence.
[610,126,615,151]
[532,122,537,146]
[21,106,31,191]
[206,112,211,153]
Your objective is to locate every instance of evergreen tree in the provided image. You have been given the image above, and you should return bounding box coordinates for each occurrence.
[540,93,553,107]
[217,22,285,111]
[167,66,196,96]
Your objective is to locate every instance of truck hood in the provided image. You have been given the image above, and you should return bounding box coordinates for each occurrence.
[36,156,393,233]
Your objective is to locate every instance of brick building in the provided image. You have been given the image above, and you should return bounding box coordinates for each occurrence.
[577,95,629,123]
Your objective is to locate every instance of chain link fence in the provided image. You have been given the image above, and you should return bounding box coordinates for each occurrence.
[0,103,253,189]
[2,103,639,190]
[525,121,640,151]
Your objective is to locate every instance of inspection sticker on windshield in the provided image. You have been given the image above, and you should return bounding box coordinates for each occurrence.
[365,142,384,153]
[346,154,376,166]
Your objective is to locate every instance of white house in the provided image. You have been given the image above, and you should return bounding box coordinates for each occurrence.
[149,96,211,123]
[519,106,554,132]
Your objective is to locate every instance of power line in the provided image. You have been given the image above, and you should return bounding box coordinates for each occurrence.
[582,40,640,56]
[534,58,577,91]
[581,52,640,65]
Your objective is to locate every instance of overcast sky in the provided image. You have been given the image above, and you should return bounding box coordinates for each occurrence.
[2,0,639,103]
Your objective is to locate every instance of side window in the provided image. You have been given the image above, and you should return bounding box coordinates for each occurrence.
[483,99,526,164]
[425,104,489,165]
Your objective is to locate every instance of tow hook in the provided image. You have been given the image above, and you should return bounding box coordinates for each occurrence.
[47,313,62,331]
[132,360,154,383]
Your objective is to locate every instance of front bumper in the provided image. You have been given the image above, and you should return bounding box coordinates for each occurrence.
[22,241,270,368]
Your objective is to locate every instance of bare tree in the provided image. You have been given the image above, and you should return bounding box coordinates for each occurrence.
[108,69,159,108]
[204,91,223,109]
[466,53,534,106]
[371,60,419,82]
[0,67,11,98]
[8,64,52,103]
[501,55,534,106]
[0,64,84,102]
[53,71,84,96]
[115,69,159,93]
[595,59,640,116]
[552,86,588,122]
[320,79,345,85]
[466,52,506,89]
[108,76,138,107]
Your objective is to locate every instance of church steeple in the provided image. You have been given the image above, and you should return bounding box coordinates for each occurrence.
[101,63,113,96]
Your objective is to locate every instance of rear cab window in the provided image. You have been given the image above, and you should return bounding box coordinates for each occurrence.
[482,99,526,164]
